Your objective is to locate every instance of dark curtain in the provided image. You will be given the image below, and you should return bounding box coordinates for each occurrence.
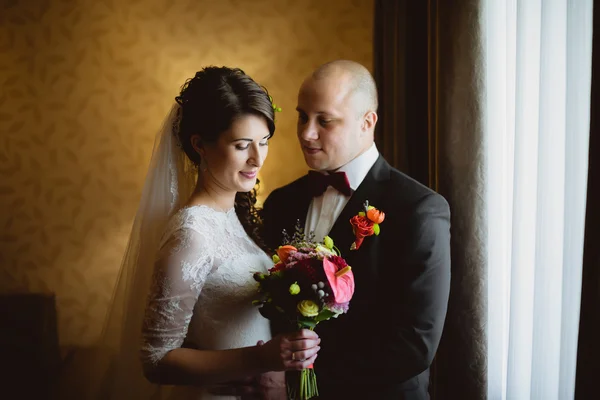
[373,0,429,186]
[575,3,600,399]
[374,1,487,399]
[375,1,598,399]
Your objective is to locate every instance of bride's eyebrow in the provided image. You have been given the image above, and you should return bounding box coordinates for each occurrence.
[231,135,270,143]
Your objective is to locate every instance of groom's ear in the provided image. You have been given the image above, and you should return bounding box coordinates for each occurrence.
[190,134,205,157]
[361,110,378,132]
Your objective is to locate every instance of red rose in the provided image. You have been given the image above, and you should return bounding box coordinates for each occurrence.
[269,262,285,273]
[349,215,374,250]
[350,215,374,236]
[294,258,320,282]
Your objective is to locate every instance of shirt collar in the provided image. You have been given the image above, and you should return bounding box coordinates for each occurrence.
[336,143,380,191]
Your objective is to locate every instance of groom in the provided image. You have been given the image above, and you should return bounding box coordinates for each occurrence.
[262,60,451,399]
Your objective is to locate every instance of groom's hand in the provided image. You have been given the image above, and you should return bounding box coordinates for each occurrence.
[207,341,287,399]
[252,371,286,400]
[207,372,286,399]
[207,376,258,397]
[209,372,287,400]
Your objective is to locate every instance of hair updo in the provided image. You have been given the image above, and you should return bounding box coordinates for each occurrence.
[174,66,275,250]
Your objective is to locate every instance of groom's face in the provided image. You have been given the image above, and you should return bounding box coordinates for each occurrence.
[296,76,367,171]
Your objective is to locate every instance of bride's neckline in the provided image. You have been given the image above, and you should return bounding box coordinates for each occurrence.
[181,204,235,215]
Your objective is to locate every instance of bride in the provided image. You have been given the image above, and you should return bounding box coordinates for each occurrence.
[97,66,320,399]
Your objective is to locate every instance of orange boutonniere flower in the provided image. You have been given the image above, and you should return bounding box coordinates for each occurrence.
[349,200,385,250]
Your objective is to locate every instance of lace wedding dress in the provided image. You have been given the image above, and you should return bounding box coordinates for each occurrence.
[140,205,273,400]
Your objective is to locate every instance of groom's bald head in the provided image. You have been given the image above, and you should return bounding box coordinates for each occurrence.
[309,60,378,116]
[296,60,379,171]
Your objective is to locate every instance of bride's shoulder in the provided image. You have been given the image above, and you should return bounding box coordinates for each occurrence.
[166,205,233,234]
[158,206,214,250]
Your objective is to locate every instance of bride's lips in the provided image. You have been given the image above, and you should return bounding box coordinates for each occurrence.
[240,171,257,179]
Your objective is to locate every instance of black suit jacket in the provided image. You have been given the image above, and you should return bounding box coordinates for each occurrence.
[261,156,451,400]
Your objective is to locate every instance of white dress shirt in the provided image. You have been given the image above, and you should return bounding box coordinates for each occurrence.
[305,143,380,242]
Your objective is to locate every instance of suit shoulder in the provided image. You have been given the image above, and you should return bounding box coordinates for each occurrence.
[387,167,448,208]
[265,175,308,202]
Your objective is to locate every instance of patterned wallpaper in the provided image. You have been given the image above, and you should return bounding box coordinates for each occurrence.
[0,0,373,347]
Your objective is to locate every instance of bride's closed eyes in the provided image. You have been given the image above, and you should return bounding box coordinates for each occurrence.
[234,137,270,150]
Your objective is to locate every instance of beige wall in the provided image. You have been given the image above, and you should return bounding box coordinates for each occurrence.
[0,0,373,347]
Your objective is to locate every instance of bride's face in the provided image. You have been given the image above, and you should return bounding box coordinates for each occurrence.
[200,114,270,194]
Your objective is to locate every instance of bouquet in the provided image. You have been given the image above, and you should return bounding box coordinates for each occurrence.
[252,223,355,400]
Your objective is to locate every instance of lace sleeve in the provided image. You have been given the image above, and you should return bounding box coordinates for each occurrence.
[140,226,214,373]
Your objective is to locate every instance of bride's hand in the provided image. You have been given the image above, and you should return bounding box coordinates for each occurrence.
[258,329,320,371]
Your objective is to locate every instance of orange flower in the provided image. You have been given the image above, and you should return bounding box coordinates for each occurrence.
[276,245,297,264]
[367,208,385,224]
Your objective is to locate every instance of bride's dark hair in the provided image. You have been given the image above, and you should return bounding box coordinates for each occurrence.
[174,66,274,250]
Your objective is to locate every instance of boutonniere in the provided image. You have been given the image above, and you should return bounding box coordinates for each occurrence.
[349,200,385,250]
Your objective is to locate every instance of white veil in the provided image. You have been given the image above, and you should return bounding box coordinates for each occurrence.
[91,104,197,399]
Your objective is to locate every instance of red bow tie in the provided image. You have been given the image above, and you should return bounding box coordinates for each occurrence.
[307,170,352,197]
